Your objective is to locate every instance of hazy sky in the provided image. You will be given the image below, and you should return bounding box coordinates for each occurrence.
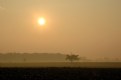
[0,0,121,59]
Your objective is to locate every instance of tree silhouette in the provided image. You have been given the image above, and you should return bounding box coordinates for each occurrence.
[66,54,80,62]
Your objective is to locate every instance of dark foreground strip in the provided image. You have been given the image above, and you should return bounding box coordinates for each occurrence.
[0,68,121,80]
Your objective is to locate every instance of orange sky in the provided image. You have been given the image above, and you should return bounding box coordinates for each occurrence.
[0,0,121,59]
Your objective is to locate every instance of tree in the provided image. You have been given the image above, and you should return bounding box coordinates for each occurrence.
[66,54,80,62]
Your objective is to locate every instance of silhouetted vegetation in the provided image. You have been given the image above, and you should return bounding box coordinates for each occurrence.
[0,53,66,62]
[66,54,80,62]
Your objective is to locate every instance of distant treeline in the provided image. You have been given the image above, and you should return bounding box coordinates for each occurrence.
[0,53,66,62]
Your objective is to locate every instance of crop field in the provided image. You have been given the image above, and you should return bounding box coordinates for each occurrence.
[0,67,121,80]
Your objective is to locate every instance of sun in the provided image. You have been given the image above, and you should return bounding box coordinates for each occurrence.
[38,17,46,26]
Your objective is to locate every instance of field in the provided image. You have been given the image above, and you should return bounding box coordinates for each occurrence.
[0,62,121,68]
[0,62,121,80]
[0,68,121,80]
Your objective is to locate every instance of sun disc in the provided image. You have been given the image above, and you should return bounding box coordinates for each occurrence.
[38,18,46,26]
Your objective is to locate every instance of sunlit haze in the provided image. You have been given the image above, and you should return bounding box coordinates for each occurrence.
[0,0,121,59]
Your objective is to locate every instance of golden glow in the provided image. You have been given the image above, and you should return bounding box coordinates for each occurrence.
[38,18,46,26]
